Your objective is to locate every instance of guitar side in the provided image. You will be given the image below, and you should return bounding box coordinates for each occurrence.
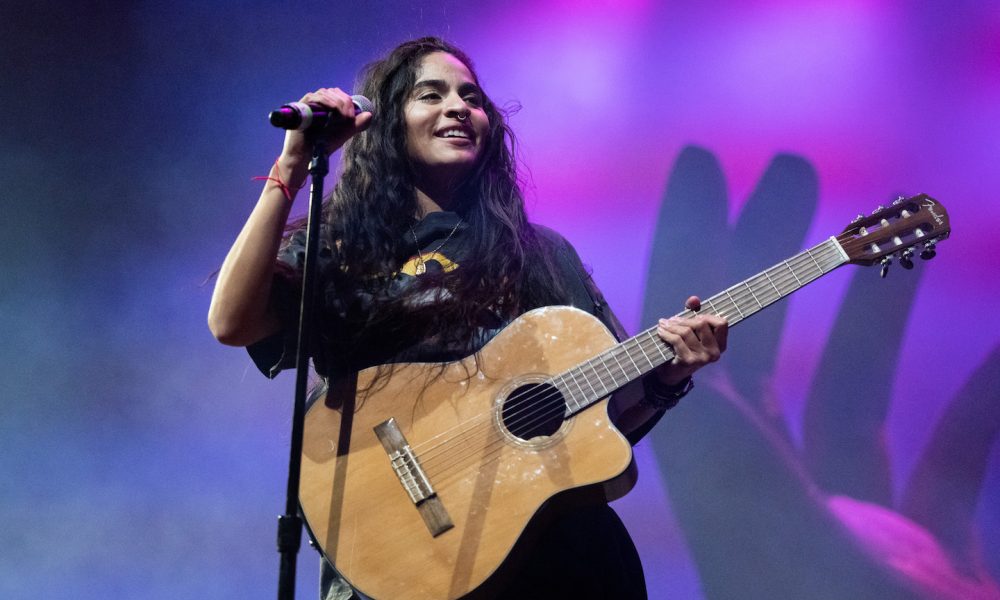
[300,306,637,600]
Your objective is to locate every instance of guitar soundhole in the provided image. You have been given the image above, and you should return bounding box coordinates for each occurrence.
[501,383,565,441]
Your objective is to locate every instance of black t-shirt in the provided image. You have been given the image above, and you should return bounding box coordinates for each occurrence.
[250,211,631,377]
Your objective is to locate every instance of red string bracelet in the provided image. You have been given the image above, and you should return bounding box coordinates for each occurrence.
[252,158,304,202]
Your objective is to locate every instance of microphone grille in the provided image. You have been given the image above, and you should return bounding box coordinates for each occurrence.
[351,95,375,115]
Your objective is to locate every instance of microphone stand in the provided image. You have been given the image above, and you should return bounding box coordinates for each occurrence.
[276,131,328,600]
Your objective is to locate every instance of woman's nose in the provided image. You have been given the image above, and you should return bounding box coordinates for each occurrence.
[444,95,471,119]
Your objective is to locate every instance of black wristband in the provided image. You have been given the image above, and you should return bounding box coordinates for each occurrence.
[640,375,694,411]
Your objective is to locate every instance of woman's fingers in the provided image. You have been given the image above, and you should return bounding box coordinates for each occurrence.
[656,314,728,365]
[282,87,369,164]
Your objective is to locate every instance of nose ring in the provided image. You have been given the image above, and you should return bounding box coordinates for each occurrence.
[457,113,468,121]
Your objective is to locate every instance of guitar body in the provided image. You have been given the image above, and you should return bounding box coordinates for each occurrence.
[300,306,637,600]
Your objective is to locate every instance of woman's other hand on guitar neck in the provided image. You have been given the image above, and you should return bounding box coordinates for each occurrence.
[654,295,729,386]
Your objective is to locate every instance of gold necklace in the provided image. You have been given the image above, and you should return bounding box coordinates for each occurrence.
[410,218,463,275]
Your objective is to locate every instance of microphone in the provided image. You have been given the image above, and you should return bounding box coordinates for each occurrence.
[269,95,374,130]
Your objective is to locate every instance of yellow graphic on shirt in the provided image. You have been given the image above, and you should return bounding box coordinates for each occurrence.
[399,251,460,276]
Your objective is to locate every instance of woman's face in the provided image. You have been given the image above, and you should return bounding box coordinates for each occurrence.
[404,52,490,186]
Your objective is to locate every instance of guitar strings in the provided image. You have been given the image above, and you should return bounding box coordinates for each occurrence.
[421,248,847,487]
[417,330,678,477]
[420,336,677,483]
[425,236,845,448]
[412,316,676,466]
[415,238,849,473]
[414,241,849,480]
[418,242,846,479]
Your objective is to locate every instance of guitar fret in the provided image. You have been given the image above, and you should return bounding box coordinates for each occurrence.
[742,280,764,309]
[607,347,626,381]
[712,297,734,321]
[800,255,821,277]
[783,259,803,286]
[822,243,842,270]
[753,273,782,306]
[609,348,629,381]
[566,371,587,407]
[634,336,655,371]
[762,269,782,298]
[716,298,736,319]
[703,298,735,322]
[622,342,642,375]
[762,279,781,303]
[560,375,583,413]
[589,359,610,395]
[649,330,669,362]
[598,356,618,394]
[724,289,746,319]
[579,362,600,398]
[805,247,824,273]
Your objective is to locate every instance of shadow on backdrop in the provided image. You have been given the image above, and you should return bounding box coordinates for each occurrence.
[643,146,1000,599]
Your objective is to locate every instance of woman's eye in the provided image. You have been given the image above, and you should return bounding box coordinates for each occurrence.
[420,93,441,101]
[464,95,482,106]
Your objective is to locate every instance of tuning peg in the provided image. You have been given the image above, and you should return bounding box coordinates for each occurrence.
[880,256,891,278]
[892,196,905,205]
[852,213,866,224]
[871,205,886,216]
[899,248,914,269]
[920,241,936,260]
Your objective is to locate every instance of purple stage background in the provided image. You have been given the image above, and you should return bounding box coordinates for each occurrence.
[2,1,998,598]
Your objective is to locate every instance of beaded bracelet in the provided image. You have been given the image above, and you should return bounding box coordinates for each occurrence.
[640,375,694,411]
[252,157,305,202]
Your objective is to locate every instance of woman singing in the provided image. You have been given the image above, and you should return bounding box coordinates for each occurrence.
[209,37,727,599]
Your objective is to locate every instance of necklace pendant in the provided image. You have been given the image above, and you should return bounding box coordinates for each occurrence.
[415,261,426,275]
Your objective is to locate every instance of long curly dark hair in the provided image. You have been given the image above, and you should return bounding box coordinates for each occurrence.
[293,37,568,371]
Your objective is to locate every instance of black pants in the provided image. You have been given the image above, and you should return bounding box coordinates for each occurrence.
[496,504,648,599]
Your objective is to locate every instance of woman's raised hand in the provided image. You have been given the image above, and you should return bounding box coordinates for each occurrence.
[279,87,374,177]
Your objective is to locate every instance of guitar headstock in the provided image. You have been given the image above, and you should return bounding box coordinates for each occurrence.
[838,194,950,272]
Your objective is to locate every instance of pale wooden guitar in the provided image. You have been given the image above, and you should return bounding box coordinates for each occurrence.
[300,195,950,599]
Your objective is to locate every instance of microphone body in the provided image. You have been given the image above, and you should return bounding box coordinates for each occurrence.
[269,95,374,130]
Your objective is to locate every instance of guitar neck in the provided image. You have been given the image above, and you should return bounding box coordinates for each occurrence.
[555,236,849,414]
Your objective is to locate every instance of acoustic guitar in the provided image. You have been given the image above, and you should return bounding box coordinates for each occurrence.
[299,194,950,599]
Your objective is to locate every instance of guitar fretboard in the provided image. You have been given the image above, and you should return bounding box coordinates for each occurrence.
[553,236,849,414]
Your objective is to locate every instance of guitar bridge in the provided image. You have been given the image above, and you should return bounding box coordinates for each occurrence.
[374,418,454,537]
